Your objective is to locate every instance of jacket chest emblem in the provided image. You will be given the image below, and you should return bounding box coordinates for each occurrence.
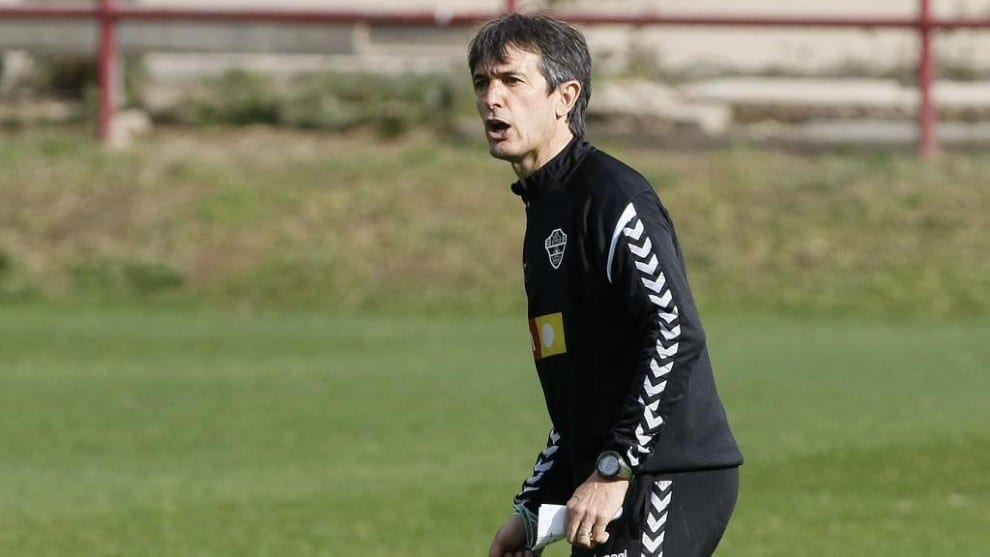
[544,228,568,270]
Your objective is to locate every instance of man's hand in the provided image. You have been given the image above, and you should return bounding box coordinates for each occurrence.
[565,472,629,549]
[489,513,533,557]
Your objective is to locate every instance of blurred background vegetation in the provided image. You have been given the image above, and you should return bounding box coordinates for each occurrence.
[1,123,986,318]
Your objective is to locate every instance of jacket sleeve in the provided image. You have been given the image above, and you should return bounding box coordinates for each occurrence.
[598,191,708,471]
[511,428,571,514]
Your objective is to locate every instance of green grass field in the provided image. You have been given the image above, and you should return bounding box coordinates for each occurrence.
[2,304,987,556]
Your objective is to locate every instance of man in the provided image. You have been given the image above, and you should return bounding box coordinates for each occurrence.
[470,14,743,557]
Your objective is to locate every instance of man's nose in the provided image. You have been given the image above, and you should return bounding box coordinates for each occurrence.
[483,81,506,108]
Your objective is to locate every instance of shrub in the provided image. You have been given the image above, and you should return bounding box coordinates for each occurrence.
[0,250,39,301]
[68,259,186,297]
[171,69,461,136]
[192,70,281,125]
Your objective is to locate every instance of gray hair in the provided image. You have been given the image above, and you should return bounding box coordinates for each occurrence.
[468,14,592,137]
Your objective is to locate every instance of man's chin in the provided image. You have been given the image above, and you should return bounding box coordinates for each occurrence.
[488,142,520,162]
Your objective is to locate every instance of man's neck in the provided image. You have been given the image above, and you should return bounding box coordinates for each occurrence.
[512,129,575,180]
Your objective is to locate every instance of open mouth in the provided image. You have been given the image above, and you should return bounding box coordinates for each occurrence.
[486,118,511,139]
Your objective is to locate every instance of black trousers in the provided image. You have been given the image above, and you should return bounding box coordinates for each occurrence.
[571,467,739,557]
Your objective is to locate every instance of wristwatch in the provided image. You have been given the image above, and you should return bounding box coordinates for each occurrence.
[596,450,633,480]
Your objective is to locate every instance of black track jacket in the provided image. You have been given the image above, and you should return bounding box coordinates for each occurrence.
[512,138,743,515]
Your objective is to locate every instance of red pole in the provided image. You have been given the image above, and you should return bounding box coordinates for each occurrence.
[506,0,518,14]
[918,0,938,157]
[98,0,117,144]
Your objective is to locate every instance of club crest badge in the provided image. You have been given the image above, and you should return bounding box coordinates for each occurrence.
[544,228,567,270]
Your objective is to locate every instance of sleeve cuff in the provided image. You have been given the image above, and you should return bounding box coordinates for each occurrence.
[513,501,538,550]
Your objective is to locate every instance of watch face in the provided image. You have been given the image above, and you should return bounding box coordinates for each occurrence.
[599,454,620,476]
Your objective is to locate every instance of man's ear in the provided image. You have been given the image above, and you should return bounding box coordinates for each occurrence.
[555,80,581,120]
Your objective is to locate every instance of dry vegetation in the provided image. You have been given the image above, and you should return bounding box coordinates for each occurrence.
[1,126,987,317]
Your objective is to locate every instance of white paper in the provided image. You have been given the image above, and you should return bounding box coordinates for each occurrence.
[532,504,623,550]
[532,504,568,550]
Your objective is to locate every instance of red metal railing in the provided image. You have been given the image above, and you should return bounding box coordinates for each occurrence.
[2,0,989,156]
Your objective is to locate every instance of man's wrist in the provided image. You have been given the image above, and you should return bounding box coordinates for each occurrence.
[592,470,630,483]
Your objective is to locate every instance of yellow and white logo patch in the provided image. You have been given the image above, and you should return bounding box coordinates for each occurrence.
[528,312,567,360]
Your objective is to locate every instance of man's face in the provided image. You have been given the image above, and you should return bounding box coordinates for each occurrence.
[472,46,566,166]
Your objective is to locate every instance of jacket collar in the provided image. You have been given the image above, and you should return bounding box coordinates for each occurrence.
[510,137,593,203]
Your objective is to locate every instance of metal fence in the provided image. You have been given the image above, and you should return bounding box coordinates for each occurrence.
[1,0,989,156]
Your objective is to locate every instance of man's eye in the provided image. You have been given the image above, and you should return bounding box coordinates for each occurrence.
[473,79,488,90]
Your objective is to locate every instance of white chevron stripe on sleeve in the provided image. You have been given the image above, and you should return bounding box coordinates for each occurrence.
[635,254,659,275]
[658,309,678,324]
[641,273,667,293]
[641,276,665,293]
[647,511,668,531]
[660,324,681,341]
[518,430,560,499]
[635,430,652,448]
[656,341,679,359]
[628,237,653,259]
[649,290,673,308]
[642,406,664,430]
[533,460,554,473]
[642,532,665,554]
[643,378,667,398]
[651,490,672,510]
[650,360,673,378]
[623,218,644,240]
[606,203,639,284]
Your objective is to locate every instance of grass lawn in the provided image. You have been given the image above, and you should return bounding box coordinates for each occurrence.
[1,304,987,556]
